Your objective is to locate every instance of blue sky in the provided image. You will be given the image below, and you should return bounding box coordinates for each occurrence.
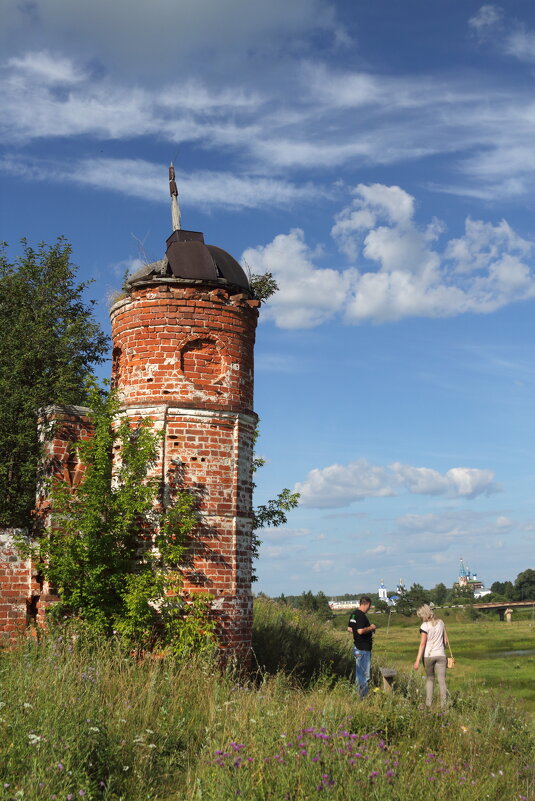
[1,0,534,596]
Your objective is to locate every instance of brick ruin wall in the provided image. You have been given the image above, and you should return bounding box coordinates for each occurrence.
[0,529,33,641]
[0,281,259,657]
[0,407,94,640]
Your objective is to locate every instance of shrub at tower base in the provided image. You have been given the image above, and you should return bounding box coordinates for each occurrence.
[28,383,217,657]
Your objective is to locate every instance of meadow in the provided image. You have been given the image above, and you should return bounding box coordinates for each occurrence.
[0,599,532,801]
[331,606,535,712]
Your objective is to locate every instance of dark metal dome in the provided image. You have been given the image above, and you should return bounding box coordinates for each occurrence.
[125,229,250,293]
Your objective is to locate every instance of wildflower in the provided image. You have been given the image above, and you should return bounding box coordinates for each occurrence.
[89,726,100,733]
[386,770,395,778]
[67,795,73,801]
[79,792,86,797]
[23,702,33,708]
[369,771,379,779]
[28,733,42,744]
[57,763,64,771]
[460,725,469,733]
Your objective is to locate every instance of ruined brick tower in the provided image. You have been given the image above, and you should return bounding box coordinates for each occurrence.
[109,169,259,653]
[0,168,259,655]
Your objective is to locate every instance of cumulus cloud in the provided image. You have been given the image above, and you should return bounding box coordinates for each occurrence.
[242,229,357,328]
[243,183,535,328]
[295,458,498,508]
[389,463,498,498]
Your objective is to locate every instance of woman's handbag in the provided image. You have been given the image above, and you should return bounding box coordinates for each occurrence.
[446,635,455,669]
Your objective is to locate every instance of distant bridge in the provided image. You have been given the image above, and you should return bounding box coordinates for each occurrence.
[472,600,535,620]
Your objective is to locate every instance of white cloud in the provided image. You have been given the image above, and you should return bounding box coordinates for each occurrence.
[390,463,498,498]
[312,559,334,573]
[3,42,535,203]
[295,458,498,508]
[242,229,357,328]
[365,544,390,555]
[244,183,535,328]
[468,5,503,40]
[295,459,394,508]
[504,27,535,63]
[7,50,85,85]
[0,155,312,211]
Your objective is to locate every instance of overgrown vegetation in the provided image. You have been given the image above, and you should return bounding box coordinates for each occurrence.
[26,383,216,656]
[0,239,108,528]
[0,600,532,801]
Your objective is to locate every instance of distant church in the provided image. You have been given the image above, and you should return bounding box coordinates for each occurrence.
[455,558,491,599]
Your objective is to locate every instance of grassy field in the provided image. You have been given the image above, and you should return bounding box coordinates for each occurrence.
[331,608,535,713]
[0,601,532,801]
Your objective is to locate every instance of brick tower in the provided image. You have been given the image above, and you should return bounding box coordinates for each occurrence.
[109,169,259,654]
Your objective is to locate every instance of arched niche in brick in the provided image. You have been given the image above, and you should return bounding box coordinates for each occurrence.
[180,337,227,387]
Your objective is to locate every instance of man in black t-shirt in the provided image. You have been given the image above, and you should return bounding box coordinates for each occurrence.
[347,595,376,698]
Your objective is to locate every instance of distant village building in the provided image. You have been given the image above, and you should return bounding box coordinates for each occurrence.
[328,599,359,610]
[456,558,491,598]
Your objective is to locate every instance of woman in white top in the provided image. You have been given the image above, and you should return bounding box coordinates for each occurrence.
[413,604,448,709]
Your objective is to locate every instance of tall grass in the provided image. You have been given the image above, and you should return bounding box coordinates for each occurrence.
[0,601,532,801]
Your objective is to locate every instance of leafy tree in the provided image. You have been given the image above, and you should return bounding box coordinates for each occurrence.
[0,239,108,527]
[374,599,389,613]
[430,582,449,606]
[30,384,215,653]
[296,590,333,621]
[513,569,535,601]
[490,580,515,600]
[394,587,415,616]
[407,582,430,609]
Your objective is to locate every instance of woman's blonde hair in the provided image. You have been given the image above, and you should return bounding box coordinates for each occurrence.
[416,604,438,625]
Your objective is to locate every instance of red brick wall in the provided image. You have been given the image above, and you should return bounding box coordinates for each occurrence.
[0,407,94,640]
[0,529,33,641]
[110,282,259,655]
